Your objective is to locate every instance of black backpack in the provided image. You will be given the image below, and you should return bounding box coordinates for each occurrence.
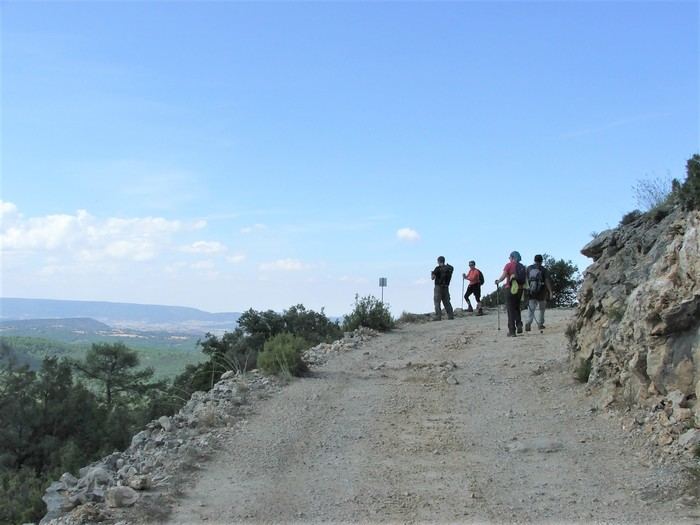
[528,266,544,295]
[514,262,527,285]
[478,270,485,285]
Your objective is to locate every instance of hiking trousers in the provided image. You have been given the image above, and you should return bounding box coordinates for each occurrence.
[464,284,482,307]
[505,291,522,334]
[527,299,547,328]
[434,285,454,319]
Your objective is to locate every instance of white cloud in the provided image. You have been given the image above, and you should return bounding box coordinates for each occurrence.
[0,206,187,262]
[227,254,246,264]
[397,227,420,242]
[339,275,369,284]
[240,223,267,234]
[191,260,216,270]
[0,200,18,217]
[182,240,227,254]
[259,258,309,271]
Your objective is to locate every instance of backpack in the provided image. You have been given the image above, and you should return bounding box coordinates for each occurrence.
[528,266,544,296]
[478,270,485,286]
[514,262,527,285]
[443,264,454,286]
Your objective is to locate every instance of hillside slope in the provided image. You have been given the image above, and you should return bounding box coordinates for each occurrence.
[42,310,698,524]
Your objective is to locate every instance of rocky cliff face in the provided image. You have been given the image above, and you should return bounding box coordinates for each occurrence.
[571,206,700,427]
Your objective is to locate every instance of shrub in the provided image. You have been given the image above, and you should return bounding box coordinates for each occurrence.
[564,322,577,344]
[397,311,427,324]
[574,358,592,383]
[257,333,308,377]
[632,177,673,211]
[620,209,643,226]
[342,294,394,332]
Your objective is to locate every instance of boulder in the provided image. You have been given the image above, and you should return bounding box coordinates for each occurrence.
[105,486,139,508]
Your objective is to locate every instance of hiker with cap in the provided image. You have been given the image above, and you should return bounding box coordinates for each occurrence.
[462,260,484,316]
[525,254,554,332]
[495,251,526,336]
[431,256,454,320]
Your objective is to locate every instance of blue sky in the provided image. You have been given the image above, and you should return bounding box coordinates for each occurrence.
[1,1,698,317]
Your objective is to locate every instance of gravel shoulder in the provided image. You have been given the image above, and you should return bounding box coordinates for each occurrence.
[165,309,697,524]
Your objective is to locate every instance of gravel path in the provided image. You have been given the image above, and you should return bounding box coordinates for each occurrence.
[166,309,696,524]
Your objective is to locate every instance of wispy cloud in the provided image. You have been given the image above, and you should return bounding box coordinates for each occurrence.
[559,112,671,139]
[259,258,310,272]
[181,240,227,254]
[227,254,246,264]
[339,275,369,284]
[397,227,421,242]
[240,223,267,234]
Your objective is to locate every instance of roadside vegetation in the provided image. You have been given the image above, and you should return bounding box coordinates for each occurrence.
[0,302,343,524]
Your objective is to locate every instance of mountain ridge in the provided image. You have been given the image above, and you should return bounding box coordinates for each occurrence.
[0,297,241,331]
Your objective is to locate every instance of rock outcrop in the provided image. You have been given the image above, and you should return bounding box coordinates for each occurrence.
[570,206,699,452]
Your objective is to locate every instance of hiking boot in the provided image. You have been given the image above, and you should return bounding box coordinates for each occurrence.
[539,324,545,330]
[477,308,483,316]
[525,323,531,332]
[447,316,454,320]
[466,306,474,313]
[516,324,523,334]
[507,331,516,337]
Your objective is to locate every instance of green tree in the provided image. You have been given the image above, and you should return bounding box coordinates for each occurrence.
[541,254,582,307]
[0,360,38,470]
[73,342,158,406]
[238,308,285,346]
[282,304,342,345]
[673,153,700,210]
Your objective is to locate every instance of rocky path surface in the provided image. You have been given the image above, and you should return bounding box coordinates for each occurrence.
[165,309,696,524]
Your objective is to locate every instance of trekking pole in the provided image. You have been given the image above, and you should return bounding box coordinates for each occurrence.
[496,283,501,330]
[461,277,465,310]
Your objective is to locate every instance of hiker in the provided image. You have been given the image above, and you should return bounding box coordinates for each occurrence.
[525,254,553,332]
[431,256,454,320]
[462,260,484,315]
[495,251,526,336]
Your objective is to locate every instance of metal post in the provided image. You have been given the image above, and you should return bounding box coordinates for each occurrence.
[379,277,387,304]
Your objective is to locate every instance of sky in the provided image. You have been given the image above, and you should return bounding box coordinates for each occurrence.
[1,0,698,317]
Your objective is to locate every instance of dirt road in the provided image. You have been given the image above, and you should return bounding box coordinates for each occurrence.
[166,309,696,524]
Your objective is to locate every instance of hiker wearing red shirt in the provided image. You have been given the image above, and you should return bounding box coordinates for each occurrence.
[462,260,484,316]
[495,251,526,337]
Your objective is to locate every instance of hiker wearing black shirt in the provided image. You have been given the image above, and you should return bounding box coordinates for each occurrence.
[431,256,454,320]
[525,254,553,332]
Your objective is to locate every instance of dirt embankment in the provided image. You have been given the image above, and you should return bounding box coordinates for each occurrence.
[152,309,697,524]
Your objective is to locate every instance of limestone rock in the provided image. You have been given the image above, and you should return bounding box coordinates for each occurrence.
[105,486,138,508]
[571,208,700,407]
[158,415,172,432]
[678,429,700,449]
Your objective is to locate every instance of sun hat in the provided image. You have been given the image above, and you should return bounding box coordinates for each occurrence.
[510,251,521,262]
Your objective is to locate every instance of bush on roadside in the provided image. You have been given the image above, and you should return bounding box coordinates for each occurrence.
[397,311,428,324]
[574,358,592,383]
[342,294,394,332]
[257,333,308,377]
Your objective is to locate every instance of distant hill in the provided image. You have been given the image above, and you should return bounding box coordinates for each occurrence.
[0,298,241,332]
